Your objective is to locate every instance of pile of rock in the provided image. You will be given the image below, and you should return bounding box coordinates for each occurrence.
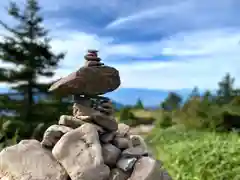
[0,50,172,180]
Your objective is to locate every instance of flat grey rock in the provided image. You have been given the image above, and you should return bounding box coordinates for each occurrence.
[100,132,116,143]
[92,113,118,131]
[116,157,137,172]
[102,144,121,167]
[48,66,121,96]
[0,140,68,180]
[52,124,110,180]
[41,124,73,148]
[121,146,149,158]
[112,137,129,150]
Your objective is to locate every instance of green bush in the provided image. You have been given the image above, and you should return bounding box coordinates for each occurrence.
[155,111,173,128]
[146,127,240,180]
[118,106,136,125]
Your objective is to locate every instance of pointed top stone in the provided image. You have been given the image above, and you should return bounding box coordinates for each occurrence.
[88,49,98,54]
[84,49,101,62]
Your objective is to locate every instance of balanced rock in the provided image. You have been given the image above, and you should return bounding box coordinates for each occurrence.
[72,102,96,119]
[84,50,101,62]
[72,101,117,132]
[72,97,114,118]
[0,49,172,180]
[48,50,121,96]
[92,112,118,131]
[73,95,93,107]
[58,115,85,129]
[52,123,110,180]
[41,124,73,148]
[84,60,104,67]
[0,140,68,180]
[94,100,115,116]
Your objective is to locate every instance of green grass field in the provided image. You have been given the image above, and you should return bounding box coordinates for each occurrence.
[146,126,240,180]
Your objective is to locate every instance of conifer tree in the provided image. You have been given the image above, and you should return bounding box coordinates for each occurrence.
[0,0,64,129]
[217,73,235,104]
[135,98,144,109]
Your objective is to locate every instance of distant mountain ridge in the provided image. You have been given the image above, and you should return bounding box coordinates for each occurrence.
[0,87,194,107]
[105,87,192,107]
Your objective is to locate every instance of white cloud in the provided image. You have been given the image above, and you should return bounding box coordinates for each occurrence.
[115,28,240,90]
[160,28,240,56]
[1,27,240,91]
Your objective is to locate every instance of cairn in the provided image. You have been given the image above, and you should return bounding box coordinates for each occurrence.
[0,50,172,180]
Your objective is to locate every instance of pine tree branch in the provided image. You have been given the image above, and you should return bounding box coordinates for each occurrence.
[0,20,25,39]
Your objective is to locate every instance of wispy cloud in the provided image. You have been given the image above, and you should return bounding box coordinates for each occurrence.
[106,0,240,32]
[106,1,193,29]
[115,28,240,90]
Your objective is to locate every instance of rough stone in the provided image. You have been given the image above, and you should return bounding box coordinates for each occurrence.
[52,123,110,180]
[84,50,101,62]
[128,135,152,156]
[100,132,116,143]
[94,106,114,116]
[116,157,137,172]
[102,144,121,167]
[121,146,149,158]
[94,100,115,116]
[84,56,101,61]
[116,123,130,137]
[58,115,105,134]
[112,137,129,149]
[129,135,145,147]
[58,115,85,128]
[128,156,162,180]
[41,124,73,148]
[72,103,96,119]
[0,140,68,180]
[100,100,114,109]
[92,112,118,131]
[48,66,121,96]
[109,168,130,180]
[84,61,104,67]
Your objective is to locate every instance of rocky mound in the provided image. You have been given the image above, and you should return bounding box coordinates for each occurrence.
[0,50,172,180]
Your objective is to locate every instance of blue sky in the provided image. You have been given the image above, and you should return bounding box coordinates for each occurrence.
[0,0,240,105]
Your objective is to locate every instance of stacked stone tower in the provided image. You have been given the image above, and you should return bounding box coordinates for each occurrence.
[0,50,172,180]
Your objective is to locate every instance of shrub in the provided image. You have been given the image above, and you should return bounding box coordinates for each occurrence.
[146,127,240,180]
